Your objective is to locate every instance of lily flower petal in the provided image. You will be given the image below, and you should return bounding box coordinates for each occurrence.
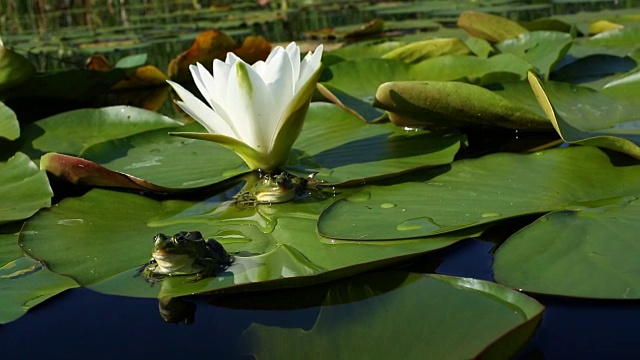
[168,42,323,172]
[167,80,235,138]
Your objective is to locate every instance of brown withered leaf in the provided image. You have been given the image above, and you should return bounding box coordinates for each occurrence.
[41,152,181,193]
[232,35,272,64]
[167,29,239,83]
[85,54,112,71]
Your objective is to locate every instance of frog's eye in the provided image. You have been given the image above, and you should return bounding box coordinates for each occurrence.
[173,234,187,244]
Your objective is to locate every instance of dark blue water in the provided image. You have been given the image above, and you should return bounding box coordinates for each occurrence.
[3,238,640,359]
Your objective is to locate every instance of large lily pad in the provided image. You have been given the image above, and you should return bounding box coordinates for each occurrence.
[0,152,52,224]
[0,100,19,140]
[0,37,36,91]
[373,81,551,130]
[321,55,532,121]
[496,31,573,79]
[240,272,543,359]
[494,198,640,299]
[20,106,182,158]
[60,103,461,189]
[0,232,79,324]
[20,188,478,299]
[457,11,528,43]
[527,72,640,159]
[288,103,463,185]
[318,146,640,240]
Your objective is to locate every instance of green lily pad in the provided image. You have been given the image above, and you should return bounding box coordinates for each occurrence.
[494,198,640,299]
[72,103,461,189]
[496,31,573,79]
[79,122,248,189]
[318,146,640,240]
[528,72,640,159]
[373,81,551,130]
[457,11,528,43]
[289,103,463,185]
[381,38,470,63]
[322,55,531,121]
[584,26,640,50]
[601,69,640,100]
[20,106,182,158]
[20,188,478,298]
[0,232,79,324]
[325,41,405,62]
[0,38,36,91]
[240,272,543,359]
[0,152,52,224]
[0,101,19,141]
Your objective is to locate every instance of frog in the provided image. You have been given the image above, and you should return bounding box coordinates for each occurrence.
[139,231,233,284]
[236,171,324,205]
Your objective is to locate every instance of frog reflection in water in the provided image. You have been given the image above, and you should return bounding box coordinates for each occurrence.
[141,231,233,283]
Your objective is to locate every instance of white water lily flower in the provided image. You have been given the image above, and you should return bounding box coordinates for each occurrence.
[167,42,323,172]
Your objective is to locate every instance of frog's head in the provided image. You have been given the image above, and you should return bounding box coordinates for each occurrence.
[151,231,208,273]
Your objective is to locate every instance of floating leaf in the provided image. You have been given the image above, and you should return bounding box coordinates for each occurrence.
[342,19,385,40]
[0,153,52,224]
[589,20,624,35]
[0,37,36,91]
[457,11,528,43]
[20,188,478,298]
[318,146,640,240]
[374,81,551,130]
[167,29,238,83]
[40,152,188,193]
[322,55,531,121]
[496,31,573,79]
[382,38,470,63]
[240,272,543,359]
[0,233,79,324]
[20,106,182,158]
[0,100,19,140]
[528,72,640,159]
[585,26,640,49]
[289,103,462,185]
[494,198,640,299]
[77,103,461,188]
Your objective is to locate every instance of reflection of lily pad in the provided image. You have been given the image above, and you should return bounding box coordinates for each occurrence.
[319,146,640,240]
[240,272,543,359]
[21,188,478,299]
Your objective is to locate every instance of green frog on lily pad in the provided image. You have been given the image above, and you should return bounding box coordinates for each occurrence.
[139,231,233,284]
